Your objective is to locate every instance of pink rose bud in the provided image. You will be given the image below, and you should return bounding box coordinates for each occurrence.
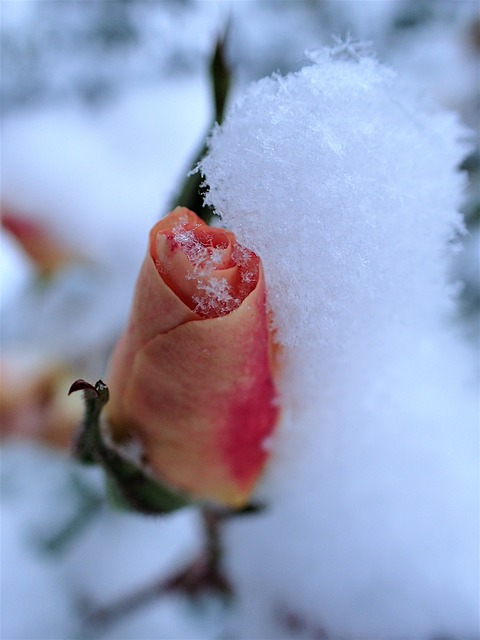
[107,207,279,508]
[1,204,79,276]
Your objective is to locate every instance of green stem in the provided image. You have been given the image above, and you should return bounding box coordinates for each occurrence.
[69,379,190,515]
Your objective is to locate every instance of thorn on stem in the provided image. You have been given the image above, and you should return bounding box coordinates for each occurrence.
[68,379,98,397]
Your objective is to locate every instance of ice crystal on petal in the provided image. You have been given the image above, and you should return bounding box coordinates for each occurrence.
[192,276,239,316]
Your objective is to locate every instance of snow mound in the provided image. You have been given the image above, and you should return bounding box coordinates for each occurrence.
[200,45,478,638]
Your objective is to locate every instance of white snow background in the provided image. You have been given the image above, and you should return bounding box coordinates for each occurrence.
[1,2,479,639]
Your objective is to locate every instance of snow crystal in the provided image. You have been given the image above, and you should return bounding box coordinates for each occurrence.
[202,47,470,350]
[192,277,239,317]
[201,47,478,638]
[167,222,240,316]
[170,223,217,269]
[163,218,260,317]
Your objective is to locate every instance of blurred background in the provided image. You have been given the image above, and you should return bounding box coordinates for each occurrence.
[1,1,479,638]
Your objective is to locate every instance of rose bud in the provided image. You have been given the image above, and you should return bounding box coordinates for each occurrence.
[106,207,279,508]
[0,353,83,449]
[1,204,79,277]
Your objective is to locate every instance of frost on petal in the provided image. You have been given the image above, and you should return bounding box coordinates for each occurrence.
[154,209,259,318]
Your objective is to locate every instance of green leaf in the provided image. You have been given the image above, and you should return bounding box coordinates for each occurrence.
[169,30,232,223]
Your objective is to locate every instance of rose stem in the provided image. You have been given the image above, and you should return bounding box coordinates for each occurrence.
[80,506,232,632]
